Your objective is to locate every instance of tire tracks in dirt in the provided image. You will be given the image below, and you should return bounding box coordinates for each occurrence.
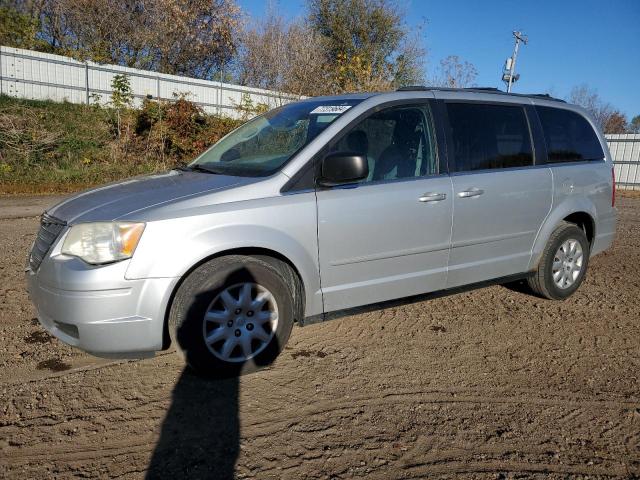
[4,386,638,464]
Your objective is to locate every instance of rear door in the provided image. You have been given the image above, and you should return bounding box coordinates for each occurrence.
[443,101,553,288]
[316,101,454,312]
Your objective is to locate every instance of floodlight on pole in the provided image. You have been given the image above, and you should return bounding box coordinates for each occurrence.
[502,30,528,93]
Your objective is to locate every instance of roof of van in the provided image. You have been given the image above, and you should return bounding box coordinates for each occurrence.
[300,87,566,104]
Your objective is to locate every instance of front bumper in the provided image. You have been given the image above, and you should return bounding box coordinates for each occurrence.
[26,254,178,357]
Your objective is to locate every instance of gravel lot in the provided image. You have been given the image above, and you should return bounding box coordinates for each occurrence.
[0,195,639,479]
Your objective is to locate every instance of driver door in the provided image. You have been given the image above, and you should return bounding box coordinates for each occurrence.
[316,102,453,312]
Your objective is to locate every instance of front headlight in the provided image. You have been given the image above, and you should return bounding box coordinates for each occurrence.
[61,222,145,265]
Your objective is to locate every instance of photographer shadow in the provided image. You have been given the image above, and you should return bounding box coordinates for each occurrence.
[146,368,241,479]
[146,267,278,479]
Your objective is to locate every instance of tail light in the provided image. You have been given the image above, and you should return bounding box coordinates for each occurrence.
[611,167,616,208]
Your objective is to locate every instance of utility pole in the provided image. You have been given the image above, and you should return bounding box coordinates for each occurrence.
[502,31,528,92]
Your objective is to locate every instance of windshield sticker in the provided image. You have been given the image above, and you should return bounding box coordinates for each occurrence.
[310,105,352,115]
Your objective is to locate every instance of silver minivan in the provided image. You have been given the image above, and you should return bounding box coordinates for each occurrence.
[26,88,617,376]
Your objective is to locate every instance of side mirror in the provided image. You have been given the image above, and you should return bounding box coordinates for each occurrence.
[318,152,368,187]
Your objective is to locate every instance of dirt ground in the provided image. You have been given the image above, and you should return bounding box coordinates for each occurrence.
[0,195,639,479]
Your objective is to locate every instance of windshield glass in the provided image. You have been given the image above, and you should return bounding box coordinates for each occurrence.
[189,99,363,176]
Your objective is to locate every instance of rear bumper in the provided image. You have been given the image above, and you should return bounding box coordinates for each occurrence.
[26,255,178,357]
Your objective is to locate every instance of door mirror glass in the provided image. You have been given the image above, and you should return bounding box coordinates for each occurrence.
[319,152,369,186]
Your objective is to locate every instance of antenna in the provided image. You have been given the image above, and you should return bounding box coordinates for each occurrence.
[501,31,528,93]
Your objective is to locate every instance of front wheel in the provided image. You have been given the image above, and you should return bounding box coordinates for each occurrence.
[169,255,297,377]
[527,221,590,300]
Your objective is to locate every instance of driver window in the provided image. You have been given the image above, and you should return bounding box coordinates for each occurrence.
[327,104,437,183]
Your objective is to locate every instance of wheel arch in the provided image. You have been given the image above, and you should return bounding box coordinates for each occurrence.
[562,211,595,246]
[529,199,597,271]
[161,247,309,350]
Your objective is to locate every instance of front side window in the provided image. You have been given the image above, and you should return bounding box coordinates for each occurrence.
[536,106,604,163]
[447,103,534,172]
[326,104,438,183]
[190,99,362,176]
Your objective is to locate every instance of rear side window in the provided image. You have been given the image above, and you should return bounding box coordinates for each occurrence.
[536,106,604,163]
[446,103,533,172]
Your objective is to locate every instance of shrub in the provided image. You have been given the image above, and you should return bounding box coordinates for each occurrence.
[0,95,243,194]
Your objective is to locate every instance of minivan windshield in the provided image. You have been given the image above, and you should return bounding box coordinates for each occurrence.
[188,99,363,177]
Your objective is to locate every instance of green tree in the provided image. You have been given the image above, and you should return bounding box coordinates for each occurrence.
[232,93,269,121]
[630,115,640,134]
[0,6,39,49]
[4,0,242,80]
[110,74,133,110]
[307,0,424,91]
[109,74,133,139]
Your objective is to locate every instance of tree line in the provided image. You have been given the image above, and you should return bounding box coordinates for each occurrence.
[568,85,639,134]
[0,0,637,133]
[0,0,478,93]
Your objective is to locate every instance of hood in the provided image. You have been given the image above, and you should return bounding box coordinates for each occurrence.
[47,170,253,223]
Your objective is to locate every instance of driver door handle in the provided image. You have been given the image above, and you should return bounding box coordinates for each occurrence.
[419,192,447,203]
[457,188,484,198]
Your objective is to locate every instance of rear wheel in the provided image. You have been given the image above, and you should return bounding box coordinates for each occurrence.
[527,221,590,300]
[169,255,297,377]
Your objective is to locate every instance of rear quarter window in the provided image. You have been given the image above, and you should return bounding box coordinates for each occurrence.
[536,106,604,163]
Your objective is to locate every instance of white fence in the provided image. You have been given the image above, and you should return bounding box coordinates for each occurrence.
[606,134,640,190]
[0,46,299,117]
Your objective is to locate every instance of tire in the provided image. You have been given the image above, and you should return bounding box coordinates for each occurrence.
[169,255,298,377]
[527,221,590,300]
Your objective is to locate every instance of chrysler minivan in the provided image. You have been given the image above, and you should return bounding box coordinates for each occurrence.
[26,87,617,375]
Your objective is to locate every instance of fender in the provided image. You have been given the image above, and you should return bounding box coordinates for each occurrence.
[191,225,322,316]
[528,195,597,271]
[125,199,324,317]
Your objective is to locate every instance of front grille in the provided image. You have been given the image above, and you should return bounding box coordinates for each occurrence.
[29,213,66,271]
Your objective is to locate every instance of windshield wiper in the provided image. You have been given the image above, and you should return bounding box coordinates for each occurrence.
[176,164,225,175]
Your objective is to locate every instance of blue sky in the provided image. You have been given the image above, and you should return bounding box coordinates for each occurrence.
[238,0,640,118]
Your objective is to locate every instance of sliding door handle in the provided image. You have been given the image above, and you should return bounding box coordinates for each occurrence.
[419,192,447,202]
[457,188,484,198]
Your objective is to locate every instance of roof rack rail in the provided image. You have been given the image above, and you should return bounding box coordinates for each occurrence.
[530,93,561,100]
[395,85,566,103]
[462,87,501,92]
[396,85,430,91]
